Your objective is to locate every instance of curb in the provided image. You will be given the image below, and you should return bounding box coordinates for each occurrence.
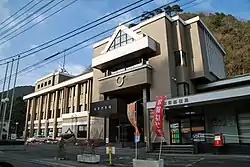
[149,153,250,159]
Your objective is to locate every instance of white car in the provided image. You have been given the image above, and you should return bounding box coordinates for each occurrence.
[26,135,46,143]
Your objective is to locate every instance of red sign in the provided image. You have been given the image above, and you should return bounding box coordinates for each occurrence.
[127,102,140,136]
[154,96,166,137]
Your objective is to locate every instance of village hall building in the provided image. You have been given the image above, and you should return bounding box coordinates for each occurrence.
[23,12,250,153]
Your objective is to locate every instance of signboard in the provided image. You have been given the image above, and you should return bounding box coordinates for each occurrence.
[90,99,118,117]
[154,96,166,137]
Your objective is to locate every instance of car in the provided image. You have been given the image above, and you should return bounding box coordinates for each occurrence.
[26,135,46,143]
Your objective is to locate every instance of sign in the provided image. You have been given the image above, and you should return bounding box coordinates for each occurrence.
[127,102,140,136]
[90,99,118,117]
[134,135,140,143]
[106,146,115,154]
[154,96,166,137]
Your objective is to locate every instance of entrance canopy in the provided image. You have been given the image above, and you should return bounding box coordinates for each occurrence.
[147,85,250,109]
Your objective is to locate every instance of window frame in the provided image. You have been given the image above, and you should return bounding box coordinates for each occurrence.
[177,82,190,97]
[174,50,187,66]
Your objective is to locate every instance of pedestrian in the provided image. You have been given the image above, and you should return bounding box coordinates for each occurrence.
[57,137,65,160]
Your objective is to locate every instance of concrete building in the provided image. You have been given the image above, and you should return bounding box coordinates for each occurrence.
[23,70,93,139]
[24,13,250,153]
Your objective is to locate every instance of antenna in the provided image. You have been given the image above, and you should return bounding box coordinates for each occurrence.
[62,50,66,71]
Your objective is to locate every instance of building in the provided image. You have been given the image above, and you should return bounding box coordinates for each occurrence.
[23,69,93,139]
[24,13,250,153]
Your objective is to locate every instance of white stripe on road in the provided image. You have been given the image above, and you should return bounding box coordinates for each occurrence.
[185,157,204,167]
[31,160,76,167]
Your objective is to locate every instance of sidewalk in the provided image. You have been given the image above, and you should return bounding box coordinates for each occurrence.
[31,158,108,167]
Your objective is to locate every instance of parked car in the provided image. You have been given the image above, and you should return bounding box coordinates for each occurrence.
[26,135,46,143]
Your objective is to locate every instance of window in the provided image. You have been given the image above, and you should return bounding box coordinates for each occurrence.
[174,51,187,66]
[177,82,190,97]
[84,104,88,111]
[48,110,52,118]
[66,107,70,113]
[44,82,47,86]
[108,30,134,51]
[41,83,43,87]
[48,80,51,85]
[77,125,87,138]
[34,113,38,120]
[37,85,40,89]
[79,105,83,112]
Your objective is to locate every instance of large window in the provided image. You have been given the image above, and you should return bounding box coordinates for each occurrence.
[177,82,190,97]
[108,30,134,51]
[174,51,187,66]
[77,125,87,138]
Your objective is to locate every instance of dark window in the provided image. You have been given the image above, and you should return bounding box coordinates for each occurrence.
[177,82,190,97]
[37,85,40,89]
[66,107,70,113]
[84,104,88,111]
[57,109,60,118]
[48,80,51,85]
[77,125,87,138]
[174,51,187,66]
[48,110,52,118]
[72,106,75,112]
[41,83,43,87]
[44,82,47,86]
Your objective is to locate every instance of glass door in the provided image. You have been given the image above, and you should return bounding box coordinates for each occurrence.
[170,121,181,144]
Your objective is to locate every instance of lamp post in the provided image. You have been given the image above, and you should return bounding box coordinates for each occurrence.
[15,122,19,137]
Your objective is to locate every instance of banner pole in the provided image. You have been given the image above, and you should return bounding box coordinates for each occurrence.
[159,119,164,160]
[135,102,138,159]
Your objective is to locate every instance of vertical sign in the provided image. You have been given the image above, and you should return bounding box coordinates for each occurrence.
[127,102,140,137]
[154,96,166,137]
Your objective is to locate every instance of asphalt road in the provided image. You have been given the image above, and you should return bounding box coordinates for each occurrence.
[1,144,250,167]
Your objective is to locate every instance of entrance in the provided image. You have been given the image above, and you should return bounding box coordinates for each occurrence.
[169,111,205,144]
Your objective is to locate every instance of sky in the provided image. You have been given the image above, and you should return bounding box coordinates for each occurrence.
[0,0,249,87]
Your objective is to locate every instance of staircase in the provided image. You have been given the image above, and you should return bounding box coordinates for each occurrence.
[153,144,196,154]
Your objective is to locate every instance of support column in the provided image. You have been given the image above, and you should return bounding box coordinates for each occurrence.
[63,87,69,114]
[44,93,50,137]
[75,84,80,112]
[71,86,74,113]
[30,98,36,137]
[53,91,59,138]
[143,88,151,151]
[37,96,43,135]
[87,80,92,140]
[24,99,30,140]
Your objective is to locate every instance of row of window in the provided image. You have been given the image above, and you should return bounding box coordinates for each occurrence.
[37,80,52,89]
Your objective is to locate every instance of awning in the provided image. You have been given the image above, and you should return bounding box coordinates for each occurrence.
[147,85,250,109]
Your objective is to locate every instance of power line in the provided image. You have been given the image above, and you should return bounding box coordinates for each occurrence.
[0,0,79,47]
[0,0,181,84]
[0,0,35,27]
[0,0,55,38]
[183,0,207,9]
[0,0,153,63]
[0,0,44,33]
[0,0,71,45]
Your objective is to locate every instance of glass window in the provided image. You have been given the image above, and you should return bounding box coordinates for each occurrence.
[174,51,187,66]
[48,80,51,85]
[177,82,190,97]
[37,85,40,89]
[108,30,134,51]
[41,83,43,87]
[44,82,47,86]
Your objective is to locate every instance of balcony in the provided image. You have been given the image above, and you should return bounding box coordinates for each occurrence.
[92,36,157,70]
[98,64,152,94]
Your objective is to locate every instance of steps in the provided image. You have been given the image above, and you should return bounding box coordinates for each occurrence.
[153,144,195,154]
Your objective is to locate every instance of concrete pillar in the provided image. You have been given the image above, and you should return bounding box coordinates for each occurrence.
[53,91,59,138]
[37,96,43,135]
[24,99,30,140]
[143,88,151,151]
[71,86,74,113]
[87,80,92,140]
[63,87,69,114]
[30,98,36,137]
[75,84,80,112]
[44,93,50,137]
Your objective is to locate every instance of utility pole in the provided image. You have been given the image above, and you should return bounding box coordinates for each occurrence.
[0,62,9,139]
[7,56,20,139]
[1,59,14,139]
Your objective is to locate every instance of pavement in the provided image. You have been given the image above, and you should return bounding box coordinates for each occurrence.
[0,144,250,167]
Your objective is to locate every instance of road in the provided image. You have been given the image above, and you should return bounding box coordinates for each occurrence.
[1,144,250,167]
